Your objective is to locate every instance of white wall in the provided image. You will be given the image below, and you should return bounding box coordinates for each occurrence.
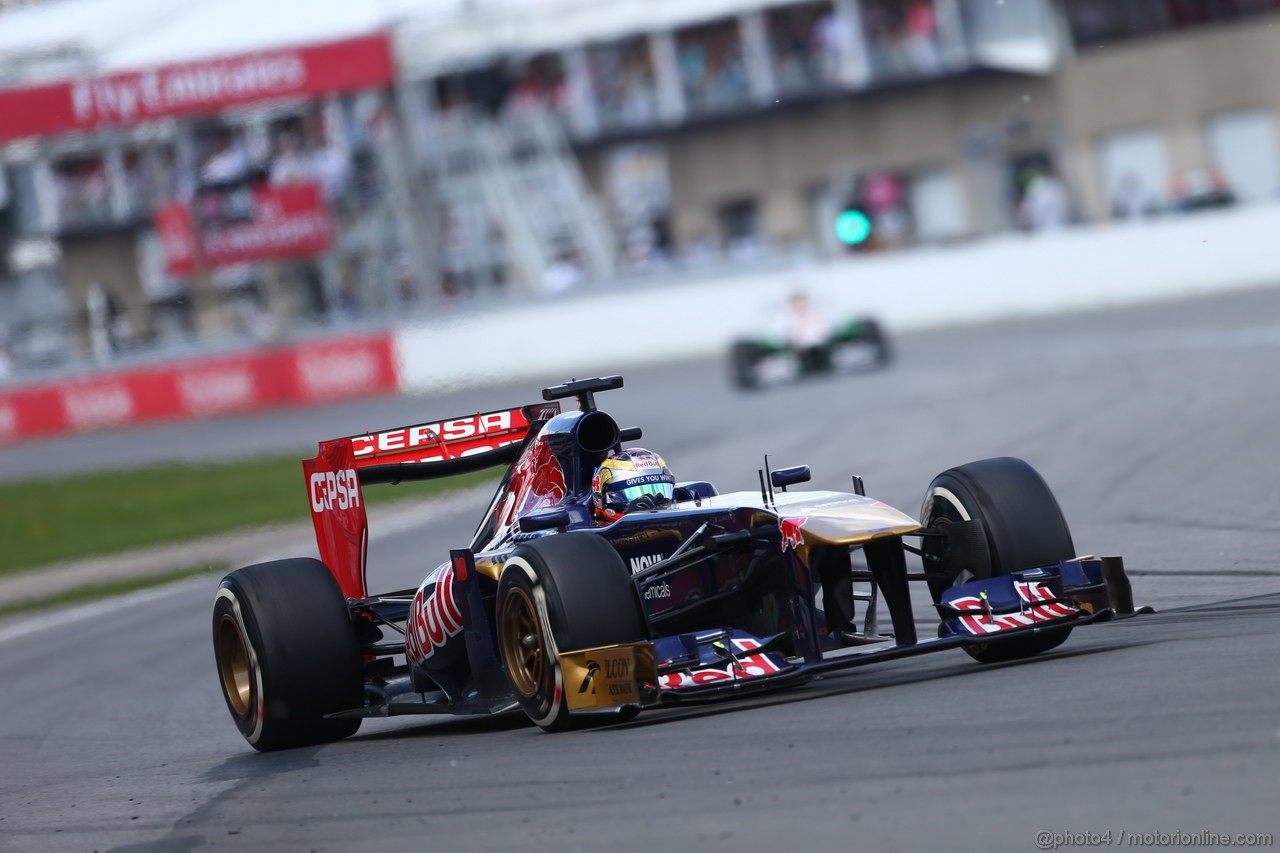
[1098,127,1170,215]
[395,202,1280,393]
[1207,109,1280,202]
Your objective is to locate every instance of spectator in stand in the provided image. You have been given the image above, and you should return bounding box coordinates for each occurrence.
[620,53,658,125]
[770,8,819,92]
[863,1,909,78]
[863,0,943,79]
[1112,171,1157,221]
[269,132,311,185]
[592,44,651,130]
[678,37,708,109]
[200,132,251,186]
[683,231,721,267]
[714,33,749,107]
[310,127,351,203]
[1018,169,1071,231]
[905,1,944,75]
[813,8,852,84]
[677,27,750,114]
[56,159,111,225]
[508,57,569,119]
[541,252,585,295]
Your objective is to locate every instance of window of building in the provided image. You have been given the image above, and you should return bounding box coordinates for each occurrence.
[1099,128,1170,218]
[910,169,968,241]
[589,38,658,133]
[508,53,570,120]
[1065,0,1280,49]
[51,154,112,231]
[766,1,845,95]
[675,20,750,117]
[861,0,944,81]
[1207,109,1280,202]
[433,64,514,116]
[717,197,762,258]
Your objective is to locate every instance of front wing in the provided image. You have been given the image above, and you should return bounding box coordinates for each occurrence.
[557,558,1130,710]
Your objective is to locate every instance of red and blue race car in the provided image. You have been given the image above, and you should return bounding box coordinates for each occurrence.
[212,376,1144,751]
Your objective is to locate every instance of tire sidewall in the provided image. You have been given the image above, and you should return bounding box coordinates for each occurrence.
[497,554,570,729]
[213,584,267,744]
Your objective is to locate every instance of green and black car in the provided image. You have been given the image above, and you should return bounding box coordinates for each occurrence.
[729,317,891,390]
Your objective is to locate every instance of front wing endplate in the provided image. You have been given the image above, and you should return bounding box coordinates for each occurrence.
[560,643,657,712]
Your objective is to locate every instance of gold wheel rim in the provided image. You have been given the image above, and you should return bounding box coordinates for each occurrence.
[500,587,544,698]
[216,614,253,717]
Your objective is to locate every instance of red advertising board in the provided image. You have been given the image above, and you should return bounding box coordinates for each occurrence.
[153,201,200,277]
[0,33,394,142]
[0,333,399,445]
[155,182,334,276]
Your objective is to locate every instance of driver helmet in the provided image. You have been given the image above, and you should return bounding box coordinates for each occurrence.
[591,448,676,521]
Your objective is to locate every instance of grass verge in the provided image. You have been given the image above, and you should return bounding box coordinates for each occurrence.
[1,456,497,575]
[0,563,227,620]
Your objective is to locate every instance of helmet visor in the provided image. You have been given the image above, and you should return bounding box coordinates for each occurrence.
[614,481,675,506]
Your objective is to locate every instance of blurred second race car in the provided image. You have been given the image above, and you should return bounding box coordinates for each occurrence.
[728,291,890,389]
[729,315,890,390]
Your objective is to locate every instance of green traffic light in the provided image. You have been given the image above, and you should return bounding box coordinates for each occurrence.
[834,209,872,245]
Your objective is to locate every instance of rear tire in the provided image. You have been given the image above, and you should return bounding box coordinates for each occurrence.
[730,341,763,390]
[496,533,647,731]
[212,558,363,751]
[920,457,1075,663]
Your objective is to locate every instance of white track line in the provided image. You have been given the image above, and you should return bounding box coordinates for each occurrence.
[0,485,495,645]
[0,575,211,645]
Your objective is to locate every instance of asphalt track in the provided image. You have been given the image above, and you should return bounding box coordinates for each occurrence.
[2,287,1280,852]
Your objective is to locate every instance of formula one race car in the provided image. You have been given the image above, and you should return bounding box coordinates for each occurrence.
[729,316,891,390]
[212,376,1141,751]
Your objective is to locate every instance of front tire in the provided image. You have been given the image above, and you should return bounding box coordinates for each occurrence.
[496,533,647,731]
[212,558,363,751]
[862,319,892,366]
[920,457,1075,663]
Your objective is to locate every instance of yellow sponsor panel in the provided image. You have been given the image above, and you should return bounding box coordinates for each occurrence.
[560,643,655,711]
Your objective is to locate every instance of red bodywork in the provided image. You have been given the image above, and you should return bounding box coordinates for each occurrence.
[302,438,368,600]
[303,403,559,599]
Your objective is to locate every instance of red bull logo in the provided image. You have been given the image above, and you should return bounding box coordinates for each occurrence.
[780,516,808,552]
[405,566,464,664]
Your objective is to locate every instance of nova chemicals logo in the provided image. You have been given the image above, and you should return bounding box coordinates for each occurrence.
[643,582,672,601]
[630,553,663,574]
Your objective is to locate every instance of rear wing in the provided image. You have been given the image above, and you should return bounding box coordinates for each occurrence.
[351,402,560,485]
[302,402,561,599]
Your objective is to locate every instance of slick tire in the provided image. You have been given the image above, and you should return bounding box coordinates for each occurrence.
[730,341,763,390]
[496,533,647,732]
[212,558,363,752]
[862,319,893,367]
[920,457,1075,663]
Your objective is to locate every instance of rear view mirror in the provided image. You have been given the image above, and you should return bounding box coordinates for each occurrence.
[518,507,572,534]
[770,465,811,490]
